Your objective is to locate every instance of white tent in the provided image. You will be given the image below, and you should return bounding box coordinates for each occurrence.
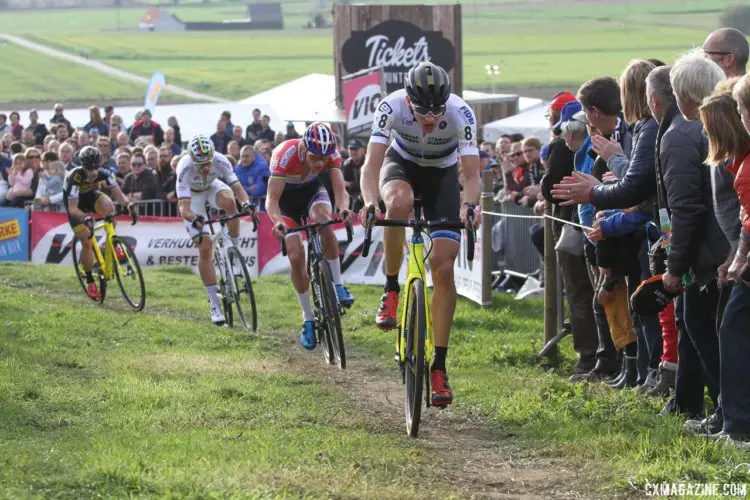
[1,102,285,143]
[240,73,529,128]
[241,73,344,125]
[481,102,551,144]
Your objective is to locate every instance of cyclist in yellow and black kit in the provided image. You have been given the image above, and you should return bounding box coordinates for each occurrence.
[63,145,135,300]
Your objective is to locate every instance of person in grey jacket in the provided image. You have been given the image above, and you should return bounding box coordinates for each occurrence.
[657,54,727,422]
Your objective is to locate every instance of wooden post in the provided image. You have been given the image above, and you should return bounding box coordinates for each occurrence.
[481,171,493,307]
[543,203,559,364]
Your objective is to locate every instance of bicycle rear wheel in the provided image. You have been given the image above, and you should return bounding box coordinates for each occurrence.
[404,278,426,438]
[113,237,146,311]
[317,260,346,370]
[72,236,106,303]
[227,246,257,332]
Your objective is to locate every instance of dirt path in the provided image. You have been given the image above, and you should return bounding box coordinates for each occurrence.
[274,336,597,499]
[0,33,228,104]
[1,275,597,498]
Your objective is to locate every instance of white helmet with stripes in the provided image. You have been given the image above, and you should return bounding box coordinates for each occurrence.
[188,134,214,164]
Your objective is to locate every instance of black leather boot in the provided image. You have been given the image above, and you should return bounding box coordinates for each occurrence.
[606,357,627,387]
[611,356,638,390]
[570,359,621,383]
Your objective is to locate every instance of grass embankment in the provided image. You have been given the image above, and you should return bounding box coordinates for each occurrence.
[2,0,740,103]
[1,262,748,497]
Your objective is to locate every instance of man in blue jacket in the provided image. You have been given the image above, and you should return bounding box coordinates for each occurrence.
[235,145,270,210]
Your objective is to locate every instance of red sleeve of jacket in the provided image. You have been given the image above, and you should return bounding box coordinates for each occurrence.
[735,155,750,234]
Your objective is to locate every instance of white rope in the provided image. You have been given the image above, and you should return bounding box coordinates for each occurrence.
[482,210,542,221]
[482,210,593,231]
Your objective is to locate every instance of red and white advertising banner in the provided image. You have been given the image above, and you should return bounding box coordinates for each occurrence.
[342,68,384,135]
[31,212,259,277]
[31,212,486,306]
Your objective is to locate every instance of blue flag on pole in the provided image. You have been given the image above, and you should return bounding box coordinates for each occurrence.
[144,72,166,114]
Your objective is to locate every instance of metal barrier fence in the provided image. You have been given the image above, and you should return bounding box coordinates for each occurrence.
[490,201,542,278]
[25,197,268,217]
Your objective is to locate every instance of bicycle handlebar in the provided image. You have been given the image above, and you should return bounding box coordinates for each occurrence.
[204,209,260,233]
[279,217,353,257]
[361,205,476,262]
[196,208,258,246]
[85,208,138,239]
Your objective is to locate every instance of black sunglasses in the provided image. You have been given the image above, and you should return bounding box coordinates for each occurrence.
[704,49,731,56]
[411,104,446,117]
[511,152,524,157]
[131,162,144,167]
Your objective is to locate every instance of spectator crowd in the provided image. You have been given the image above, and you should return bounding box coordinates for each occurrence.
[0,105,366,215]
[474,27,750,451]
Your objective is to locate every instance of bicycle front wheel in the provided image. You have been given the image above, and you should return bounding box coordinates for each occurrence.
[72,236,106,304]
[404,278,426,438]
[113,237,146,311]
[317,260,346,370]
[227,247,257,332]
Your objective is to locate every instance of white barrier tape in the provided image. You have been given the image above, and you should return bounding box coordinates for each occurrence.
[482,210,593,231]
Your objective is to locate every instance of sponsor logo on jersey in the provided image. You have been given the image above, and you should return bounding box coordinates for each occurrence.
[279,145,296,167]
[178,166,191,183]
[426,136,453,145]
[459,106,475,125]
[378,101,393,114]
[399,133,420,143]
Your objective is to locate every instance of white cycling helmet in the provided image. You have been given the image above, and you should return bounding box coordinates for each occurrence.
[188,134,214,164]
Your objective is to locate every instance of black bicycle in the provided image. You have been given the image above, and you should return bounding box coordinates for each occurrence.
[201,206,260,332]
[280,217,353,369]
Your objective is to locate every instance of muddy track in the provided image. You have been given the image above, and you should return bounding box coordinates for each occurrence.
[271,332,599,500]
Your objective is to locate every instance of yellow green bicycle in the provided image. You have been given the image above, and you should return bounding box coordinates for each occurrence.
[72,211,146,311]
[361,201,475,437]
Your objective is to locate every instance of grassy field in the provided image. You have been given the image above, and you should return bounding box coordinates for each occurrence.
[0,43,163,105]
[0,0,744,104]
[1,262,748,497]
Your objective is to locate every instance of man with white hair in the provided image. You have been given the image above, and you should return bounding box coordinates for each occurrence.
[647,61,727,428]
[670,49,726,121]
[702,27,748,78]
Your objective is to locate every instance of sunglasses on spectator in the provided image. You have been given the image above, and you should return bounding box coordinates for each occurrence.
[511,152,524,157]
[703,49,731,56]
[131,162,144,167]
[411,104,446,117]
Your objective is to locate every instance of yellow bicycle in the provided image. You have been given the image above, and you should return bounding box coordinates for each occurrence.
[72,211,146,311]
[361,200,475,437]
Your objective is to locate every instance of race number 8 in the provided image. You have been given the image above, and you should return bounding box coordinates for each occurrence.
[464,126,473,141]
[378,114,388,128]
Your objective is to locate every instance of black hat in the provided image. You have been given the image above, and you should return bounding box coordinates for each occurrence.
[630,275,679,316]
[347,138,364,149]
